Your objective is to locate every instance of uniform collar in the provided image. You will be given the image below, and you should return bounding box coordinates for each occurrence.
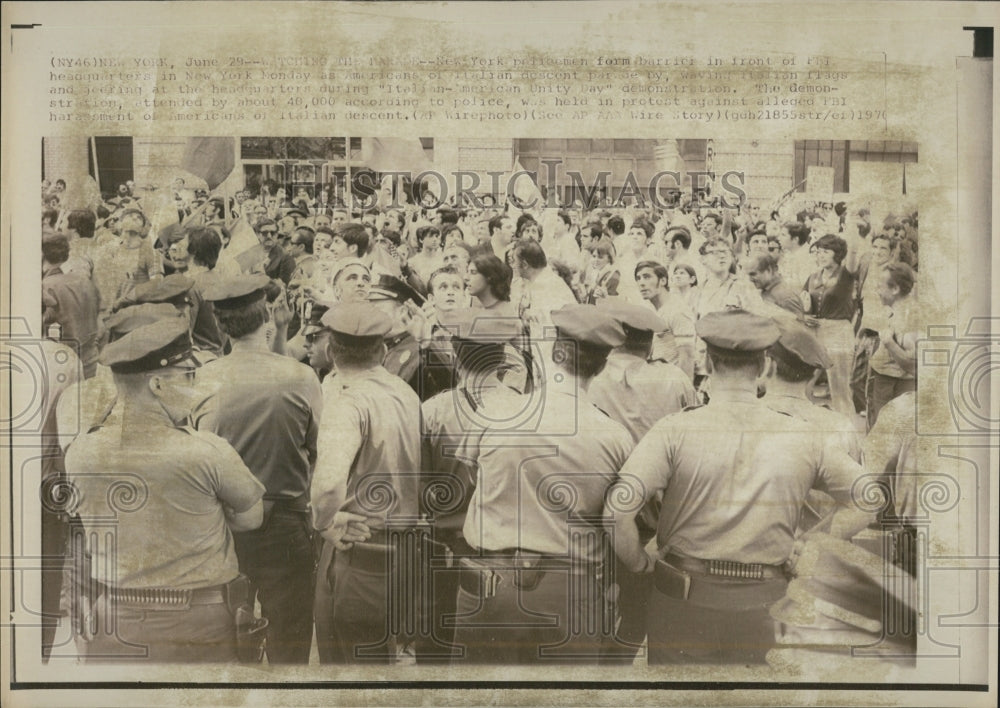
[385,330,414,349]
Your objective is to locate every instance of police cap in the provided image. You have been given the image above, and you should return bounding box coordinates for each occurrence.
[437,307,522,343]
[201,274,270,310]
[596,300,668,336]
[131,274,194,307]
[300,299,336,336]
[695,309,780,351]
[320,302,392,344]
[104,303,186,342]
[367,273,425,307]
[99,317,198,374]
[772,320,832,370]
[550,304,626,348]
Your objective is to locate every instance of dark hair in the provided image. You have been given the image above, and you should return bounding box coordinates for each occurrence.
[766,236,782,252]
[812,234,848,264]
[338,223,370,256]
[439,208,460,226]
[441,223,464,244]
[870,232,896,250]
[606,215,625,236]
[215,299,268,339]
[556,209,572,227]
[118,208,147,226]
[666,227,692,250]
[590,239,616,264]
[769,342,818,383]
[417,225,441,247]
[186,227,222,269]
[488,214,508,237]
[580,223,604,241]
[330,334,384,368]
[884,261,915,297]
[470,253,512,301]
[515,239,547,270]
[634,260,668,284]
[516,218,543,240]
[552,339,610,379]
[857,222,872,239]
[42,234,70,265]
[629,219,654,239]
[698,236,734,257]
[706,345,766,376]
[42,209,59,229]
[256,218,277,233]
[751,253,780,273]
[672,262,698,287]
[453,341,506,376]
[784,222,811,246]
[293,226,315,254]
[428,266,463,294]
[515,213,537,233]
[67,210,96,239]
[379,227,402,247]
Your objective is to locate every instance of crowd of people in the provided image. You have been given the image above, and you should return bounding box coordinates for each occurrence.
[36,167,920,667]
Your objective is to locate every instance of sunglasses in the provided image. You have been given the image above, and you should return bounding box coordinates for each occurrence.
[259,230,278,236]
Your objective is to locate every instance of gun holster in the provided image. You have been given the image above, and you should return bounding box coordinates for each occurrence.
[224,574,268,663]
[513,551,545,591]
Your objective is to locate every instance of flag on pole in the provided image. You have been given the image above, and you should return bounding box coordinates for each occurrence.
[181,137,236,191]
[509,158,542,210]
[362,138,430,173]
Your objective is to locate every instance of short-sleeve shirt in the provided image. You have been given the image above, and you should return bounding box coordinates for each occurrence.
[760,276,805,318]
[869,297,917,379]
[652,293,697,365]
[589,352,696,444]
[313,367,421,530]
[194,350,322,500]
[805,266,857,321]
[459,388,634,561]
[65,424,264,589]
[619,387,864,565]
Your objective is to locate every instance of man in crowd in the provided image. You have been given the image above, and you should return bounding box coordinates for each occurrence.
[634,260,696,379]
[195,275,323,664]
[745,252,805,319]
[867,262,918,426]
[42,233,101,379]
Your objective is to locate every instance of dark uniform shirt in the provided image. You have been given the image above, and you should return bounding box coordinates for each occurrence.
[194,349,322,500]
[42,265,101,377]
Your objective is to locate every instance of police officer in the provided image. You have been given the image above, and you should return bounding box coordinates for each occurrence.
[64,316,265,662]
[586,300,698,664]
[605,309,870,665]
[299,299,335,379]
[762,321,864,533]
[195,275,323,664]
[311,302,422,664]
[590,301,698,444]
[417,307,525,661]
[367,273,424,394]
[451,303,634,663]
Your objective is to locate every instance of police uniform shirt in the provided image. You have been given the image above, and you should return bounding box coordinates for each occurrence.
[312,366,421,531]
[194,350,322,500]
[459,387,634,561]
[65,425,265,589]
[764,393,862,462]
[864,391,917,518]
[588,351,697,444]
[383,331,421,389]
[618,386,865,566]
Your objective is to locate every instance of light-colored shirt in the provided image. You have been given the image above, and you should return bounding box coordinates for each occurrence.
[66,423,264,589]
[459,387,633,561]
[589,351,696,443]
[617,386,865,565]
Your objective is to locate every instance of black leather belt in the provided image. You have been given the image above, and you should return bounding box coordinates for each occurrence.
[664,553,788,581]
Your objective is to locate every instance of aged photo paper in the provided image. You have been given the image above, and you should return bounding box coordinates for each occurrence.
[1,1,997,706]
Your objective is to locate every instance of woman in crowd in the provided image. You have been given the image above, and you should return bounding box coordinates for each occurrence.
[586,238,620,304]
[803,233,858,417]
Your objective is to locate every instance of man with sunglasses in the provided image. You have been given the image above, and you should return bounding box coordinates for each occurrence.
[256,218,297,285]
[64,316,265,662]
